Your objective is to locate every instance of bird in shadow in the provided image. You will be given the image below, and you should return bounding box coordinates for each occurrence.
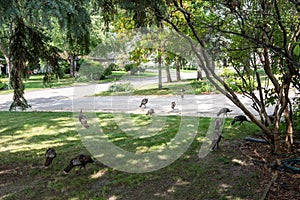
[64,154,94,174]
[44,148,57,167]
[79,109,89,129]
[230,115,250,125]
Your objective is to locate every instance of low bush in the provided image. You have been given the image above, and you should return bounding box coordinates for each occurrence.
[108,82,134,93]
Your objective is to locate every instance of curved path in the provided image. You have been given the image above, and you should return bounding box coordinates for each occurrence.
[0,71,275,117]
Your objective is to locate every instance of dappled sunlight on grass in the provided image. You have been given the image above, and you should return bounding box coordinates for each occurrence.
[0,111,267,199]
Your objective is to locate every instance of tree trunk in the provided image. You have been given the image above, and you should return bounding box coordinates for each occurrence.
[158,49,162,89]
[9,63,30,111]
[0,41,11,85]
[284,106,293,152]
[176,58,181,81]
[68,54,76,77]
[9,18,31,111]
[273,120,281,153]
[165,65,172,83]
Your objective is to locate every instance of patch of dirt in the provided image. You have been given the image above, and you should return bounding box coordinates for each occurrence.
[240,139,300,199]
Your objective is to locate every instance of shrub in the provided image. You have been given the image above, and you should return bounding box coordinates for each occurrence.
[108,82,134,93]
[190,80,214,93]
[0,81,8,90]
[78,60,105,80]
[219,68,256,93]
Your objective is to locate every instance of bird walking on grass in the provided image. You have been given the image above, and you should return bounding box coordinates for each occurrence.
[79,109,89,129]
[64,154,94,174]
[139,98,148,108]
[44,148,56,167]
[230,115,249,125]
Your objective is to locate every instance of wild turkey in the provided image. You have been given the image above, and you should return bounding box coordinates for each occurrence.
[139,98,148,108]
[146,108,155,115]
[180,88,185,99]
[211,135,224,151]
[217,108,232,116]
[171,101,176,110]
[79,109,89,129]
[230,115,249,125]
[64,154,94,174]
[44,148,56,167]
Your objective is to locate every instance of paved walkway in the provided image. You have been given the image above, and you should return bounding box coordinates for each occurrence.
[0,71,275,117]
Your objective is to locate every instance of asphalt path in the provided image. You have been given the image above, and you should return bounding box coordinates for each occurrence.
[0,70,275,117]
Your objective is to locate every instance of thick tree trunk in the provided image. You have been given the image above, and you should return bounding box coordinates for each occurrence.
[68,54,76,77]
[9,64,30,111]
[165,65,172,83]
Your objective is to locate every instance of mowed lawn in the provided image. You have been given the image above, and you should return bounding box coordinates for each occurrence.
[0,111,268,200]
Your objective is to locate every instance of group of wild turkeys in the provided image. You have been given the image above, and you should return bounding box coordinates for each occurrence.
[139,98,176,116]
[44,147,94,174]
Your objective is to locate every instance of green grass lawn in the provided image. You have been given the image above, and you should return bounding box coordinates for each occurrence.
[0,111,266,200]
[0,71,158,95]
[0,75,75,94]
[96,79,216,96]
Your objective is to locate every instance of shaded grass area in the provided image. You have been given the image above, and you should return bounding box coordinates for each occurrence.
[0,111,265,199]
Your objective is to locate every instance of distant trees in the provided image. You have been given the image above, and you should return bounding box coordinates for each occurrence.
[0,0,92,110]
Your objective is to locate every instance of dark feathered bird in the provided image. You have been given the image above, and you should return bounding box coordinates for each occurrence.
[171,101,176,110]
[217,108,232,116]
[211,135,224,151]
[139,98,148,108]
[79,109,89,129]
[230,115,249,125]
[146,108,155,115]
[64,154,94,174]
[44,148,56,167]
